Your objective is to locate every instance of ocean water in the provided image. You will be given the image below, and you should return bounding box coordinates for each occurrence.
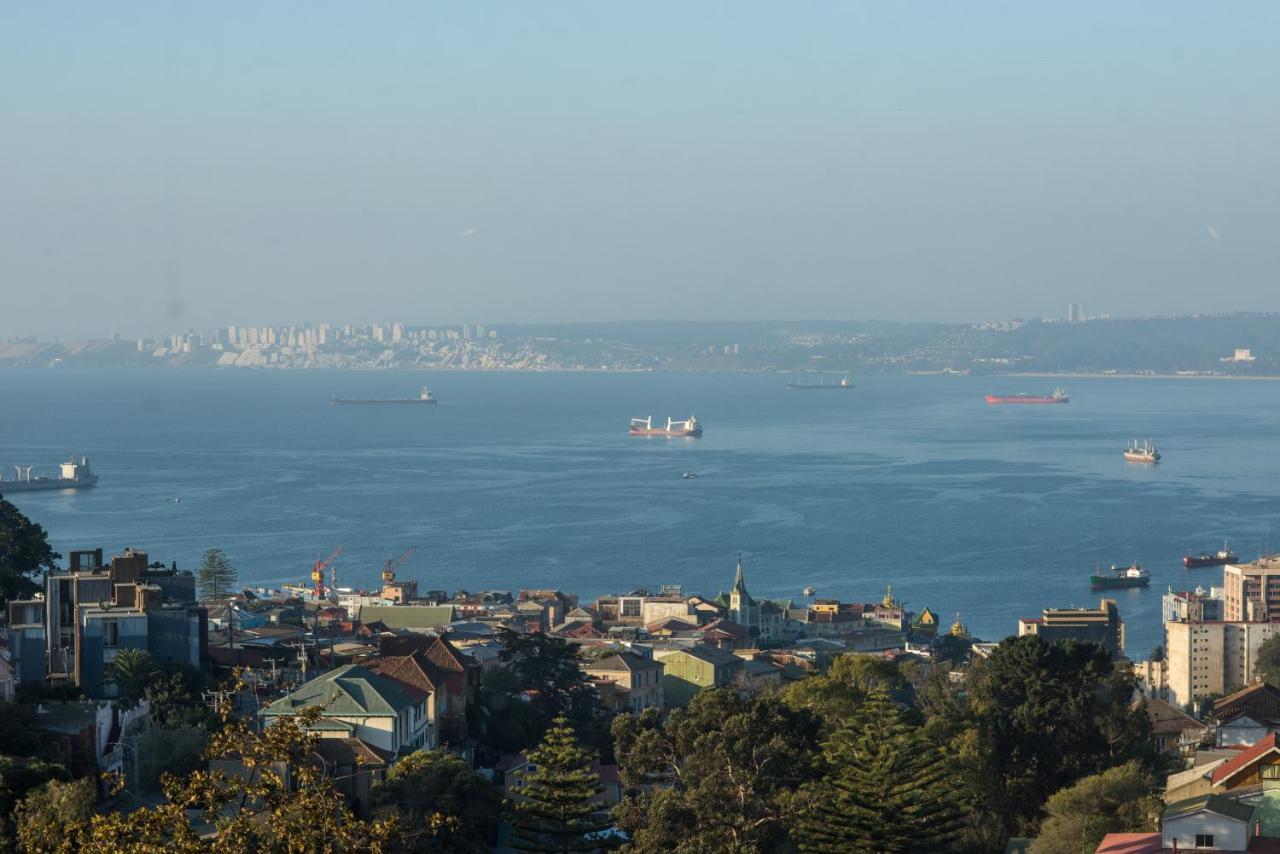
[3,368,1279,656]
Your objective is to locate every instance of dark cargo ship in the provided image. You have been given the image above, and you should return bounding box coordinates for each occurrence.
[1090,563,1149,590]
[1184,544,1237,568]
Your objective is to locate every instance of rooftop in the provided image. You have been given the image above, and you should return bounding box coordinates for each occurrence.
[261,664,420,718]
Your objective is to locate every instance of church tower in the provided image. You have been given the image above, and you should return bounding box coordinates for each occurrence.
[728,553,760,633]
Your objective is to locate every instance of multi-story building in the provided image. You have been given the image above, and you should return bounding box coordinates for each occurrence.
[1222,557,1280,622]
[1164,586,1224,624]
[651,645,743,707]
[6,547,205,697]
[1165,620,1280,711]
[1017,598,1125,659]
[581,652,665,711]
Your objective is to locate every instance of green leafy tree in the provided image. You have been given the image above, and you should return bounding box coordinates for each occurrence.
[196,548,238,601]
[53,683,393,852]
[1255,635,1280,687]
[1029,761,1161,854]
[0,757,70,849]
[0,495,60,606]
[796,684,968,853]
[133,726,209,792]
[15,776,97,854]
[372,749,502,853]
[510,715,614,853]
[143,661,220,730]
[967,636,1154,842]
[612,689,822,852]
[781,654,912,733]
[101,648,159,705]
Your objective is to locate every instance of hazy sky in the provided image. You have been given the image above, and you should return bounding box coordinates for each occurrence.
[3,2,1277,338]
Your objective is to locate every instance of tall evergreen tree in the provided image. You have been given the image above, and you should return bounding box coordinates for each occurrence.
[196,548,238,601]
[509,714,613,853]
[797,684,967,854]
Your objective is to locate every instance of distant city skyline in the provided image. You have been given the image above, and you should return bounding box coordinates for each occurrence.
[4,2,1278,338]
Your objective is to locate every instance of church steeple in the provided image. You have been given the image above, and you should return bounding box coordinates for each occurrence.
[732,551,748,596]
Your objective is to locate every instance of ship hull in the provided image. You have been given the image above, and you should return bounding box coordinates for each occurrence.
[1123,453,1159,463]
[629,428,702,437]
[785,385,854,391]
[985,395,1069,404]
[1184,555,1236,568]
[0,478,97,493]
[1090,576,1149,590]
[330,399,436,405]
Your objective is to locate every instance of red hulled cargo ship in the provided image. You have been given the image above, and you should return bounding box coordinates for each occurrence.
[1184,543,1237,568]
[985,387,1069,405]
[629,416,702,437]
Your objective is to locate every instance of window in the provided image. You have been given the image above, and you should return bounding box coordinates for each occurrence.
[1262,765,1280,779]
[103,619,119,648]
[1194,834,1214,848]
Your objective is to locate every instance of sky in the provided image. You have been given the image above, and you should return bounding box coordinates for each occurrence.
[2,2,1278,338]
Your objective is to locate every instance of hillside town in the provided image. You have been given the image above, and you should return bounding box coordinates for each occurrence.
[6,489,1280,852]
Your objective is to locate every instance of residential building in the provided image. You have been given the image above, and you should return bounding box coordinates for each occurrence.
[260,664,430,755]
[1161,795,1257,853]
[581,652,664,711]
[1165,732,1280,803]
[651,645,743,707]
[1017,598,1125,659]
[355,604,456,633]
[1163,587,1223,624]
[1213,683,1280,747]
[378,634,476,741]
[1165,621,1280,711]
[364,650,446,750]
[1141,698,1208,757]
[1223,557,1280,622]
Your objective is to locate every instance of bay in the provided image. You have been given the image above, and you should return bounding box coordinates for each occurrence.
[3,368,1278,656]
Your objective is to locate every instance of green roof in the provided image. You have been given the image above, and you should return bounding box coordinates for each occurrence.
[261,664,418,718]
[1162,793,1255,824]
[357,604,455,629]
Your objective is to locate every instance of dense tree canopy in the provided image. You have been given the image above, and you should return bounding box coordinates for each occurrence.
[1029,761,1162,854]
[966,636,1154,842]
[0,495,59,606]
[1255,634,1280,687]
[372,749,502,853]
[613,689,822,852]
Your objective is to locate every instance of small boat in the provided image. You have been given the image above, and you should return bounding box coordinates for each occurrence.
[1090,563,1150,590]
[682,472,698,480]
[1184,543,1237,568]
[1123,439,1161,463]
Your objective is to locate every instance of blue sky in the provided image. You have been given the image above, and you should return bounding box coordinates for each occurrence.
[2,2,1277,337]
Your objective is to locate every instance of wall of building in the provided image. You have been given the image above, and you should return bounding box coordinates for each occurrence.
[1163,813,1249,852]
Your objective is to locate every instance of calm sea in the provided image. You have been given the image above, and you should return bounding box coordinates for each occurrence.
[3,369,1278,656]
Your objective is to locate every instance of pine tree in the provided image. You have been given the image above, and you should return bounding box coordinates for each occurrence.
[196,548,238,601]
[510,714,614,853]
[797,684,967,853]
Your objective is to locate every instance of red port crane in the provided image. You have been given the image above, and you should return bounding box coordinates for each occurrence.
[310,546,343,599]
[381,546,417,586]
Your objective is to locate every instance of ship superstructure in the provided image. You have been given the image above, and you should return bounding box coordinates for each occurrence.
[629,416,703,437]
[0,457,98,492]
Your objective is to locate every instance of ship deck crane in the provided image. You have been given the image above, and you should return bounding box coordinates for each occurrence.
[382,546,417,586]
[310,546,343,600]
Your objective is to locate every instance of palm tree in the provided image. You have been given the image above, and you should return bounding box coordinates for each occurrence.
[101,648,157,705]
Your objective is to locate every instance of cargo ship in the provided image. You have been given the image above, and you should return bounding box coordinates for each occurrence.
[331,387,436,405]
[629,416,702,438]
[1090,563,1149,590]
[985,387,1069,404]
[1123,440,1161,463]
[786,376,854,390]
[1184,543,1237,568]
[0,457,98,493]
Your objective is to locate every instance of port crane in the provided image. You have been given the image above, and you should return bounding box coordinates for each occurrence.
[381,546,417,586]
[310,546,343,600]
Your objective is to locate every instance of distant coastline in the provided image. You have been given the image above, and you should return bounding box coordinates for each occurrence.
[1001,371,1280,381]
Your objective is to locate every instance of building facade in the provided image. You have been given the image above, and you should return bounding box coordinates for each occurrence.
[1165,620,1280,711]
[1017,598,1125,659]
[1223,557,1280,622]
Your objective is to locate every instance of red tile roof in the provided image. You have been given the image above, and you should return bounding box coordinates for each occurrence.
[1211,732,1280,786]
[1093,833,1162,854]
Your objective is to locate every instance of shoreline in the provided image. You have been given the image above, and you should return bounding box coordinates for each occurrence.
[1000,372,1280,382]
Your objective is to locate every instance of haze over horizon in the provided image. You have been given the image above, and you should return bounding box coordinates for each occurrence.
[3,2,1278,339]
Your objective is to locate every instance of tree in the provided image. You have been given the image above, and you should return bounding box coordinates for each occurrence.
[509,714,614,853]
[796,684,968,853]
[781,654,913,733]
[15,777,97,854]
[1029,761,1161,854]
[613,689,822,852]
[133,726,208,791]
[372,749,502,853]
[101,648,158,705]
[196,548,238,601]
[967,636,1154,841]
[53,685,393,851]
[143,661,220,731]
[0,495,60,606]
[0,757,70,850]
[1255,634,1280,687]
